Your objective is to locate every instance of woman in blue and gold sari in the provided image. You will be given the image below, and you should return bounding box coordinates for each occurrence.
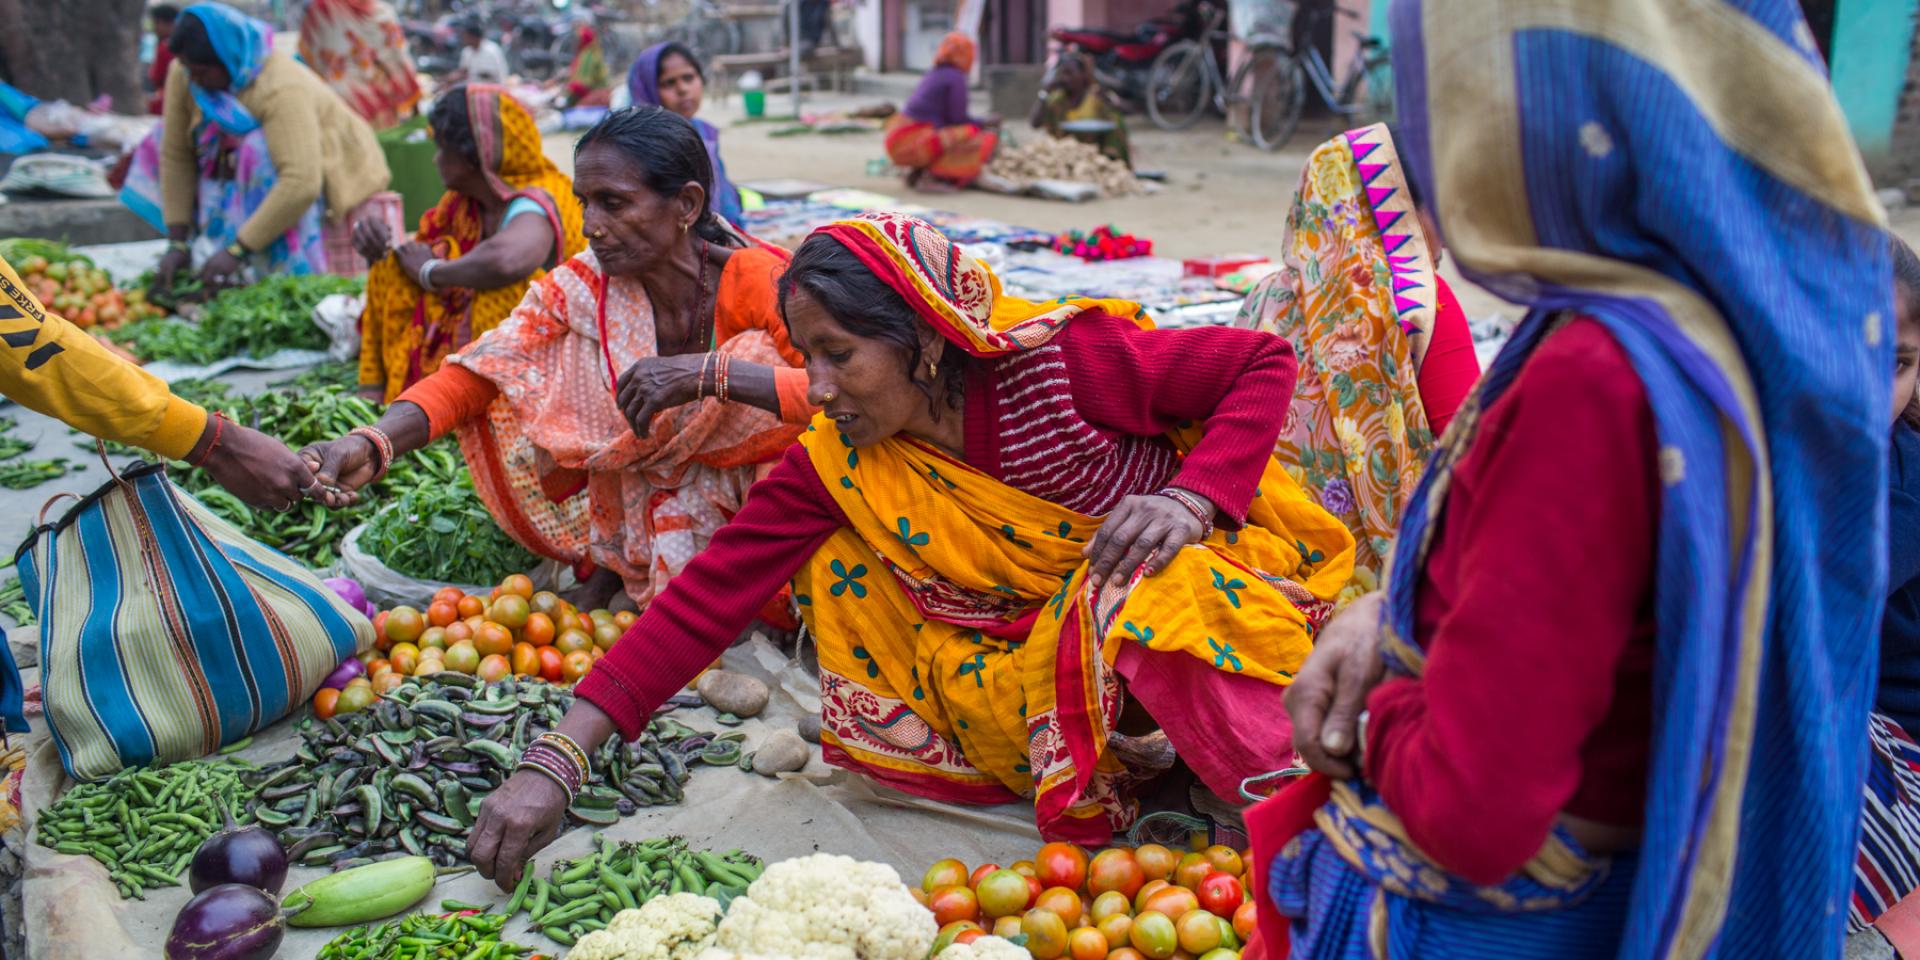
[1242,0,1896,958]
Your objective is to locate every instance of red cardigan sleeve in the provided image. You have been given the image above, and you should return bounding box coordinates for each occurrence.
[1057,313,1296,525]
[1362,319,1657,885]
[575,444,847,740]
[1417,277,1481,436]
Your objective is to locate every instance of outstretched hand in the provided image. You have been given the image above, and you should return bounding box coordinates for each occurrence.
[197,421,319,511]
[299,436,380,508]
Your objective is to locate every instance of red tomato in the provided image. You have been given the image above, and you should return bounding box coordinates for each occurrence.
[561,650,593,683]
[537,646,564,683]
[953,930,984,946]
[1128,910,1178,960]
[426,601,459,628]
[1108,950,1146,960]
[1201,845,1244,878]
[311,687,340,720]
[1196,872,1244,918]
[1035,887,1083,928]
[1231,901,1256,941]
[1174,908,1223,954]
[1097,912,1134,949]
[1027,874,1046,906]
[932,921,984,956]
[1068,926,1109,960]
[1021,908,1070,960]
[1141,885,1200,921]
[969,863,1001,888]
[475,654,511,683]
[385,606,425,644]
[924,858,970,892]
[1088,847,1147,900]
[498,573,535,599]
[992,916,1024,938]
[456,595,486,619]
[372,611,391,650]
[928,886,980,927]
[509,642,540,677]
[976,869,1032,919]
[1036,842,1090,893]
[910,887,929,907]
[1134,844,1177,883]
[1011,860,1039,879]
[523,612,556,648]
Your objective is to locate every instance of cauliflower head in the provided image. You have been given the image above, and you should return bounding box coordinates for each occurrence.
[566,893,723,960]
[711,853,936,960]
[936,937,1030,960]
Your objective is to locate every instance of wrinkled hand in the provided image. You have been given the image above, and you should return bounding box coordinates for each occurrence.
[152,248,190,297]
[352,217,393,265]
[615,354,708,438]
[198,248,243,288]
[1083,489,1210,593]
[197,422,319,511]
[299,435,380,509]
[468,770,569,891]
[1284,591,1387,779]
[394,242,434,287]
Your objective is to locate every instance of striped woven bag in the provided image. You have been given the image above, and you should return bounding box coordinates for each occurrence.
[16,461,372,781]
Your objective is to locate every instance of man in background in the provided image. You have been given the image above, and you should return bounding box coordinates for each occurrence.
[453,20,509,85]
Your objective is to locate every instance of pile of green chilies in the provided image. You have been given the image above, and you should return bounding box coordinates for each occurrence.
[316,911,540,960]
[34,758,261,899]
[500,835,763,947]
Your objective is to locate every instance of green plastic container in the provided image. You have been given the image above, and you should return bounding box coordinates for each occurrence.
[742,89,766,119]
[377,116,445,229]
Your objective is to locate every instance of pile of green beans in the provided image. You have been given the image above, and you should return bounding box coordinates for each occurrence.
[34,758,261,899]
[501,835,763,947]
[316,910,538,960]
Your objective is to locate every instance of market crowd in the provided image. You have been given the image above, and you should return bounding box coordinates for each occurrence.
[0,0,1912,955]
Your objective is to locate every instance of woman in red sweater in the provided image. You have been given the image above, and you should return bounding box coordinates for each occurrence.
[461,212,1356,883]
[1235,122,1479,585]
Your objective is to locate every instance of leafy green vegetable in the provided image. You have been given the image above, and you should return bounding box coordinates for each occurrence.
[108,274,361,363]
[361,473,540,585]
[0,238,92,266]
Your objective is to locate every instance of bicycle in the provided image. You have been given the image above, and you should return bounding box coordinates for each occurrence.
[1144,1,1285,136]
[1247,2,1393,151]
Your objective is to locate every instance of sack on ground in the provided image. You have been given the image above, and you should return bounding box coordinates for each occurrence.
[18,462,372,781]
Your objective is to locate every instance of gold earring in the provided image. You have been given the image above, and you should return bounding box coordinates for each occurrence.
[927,358,938,379]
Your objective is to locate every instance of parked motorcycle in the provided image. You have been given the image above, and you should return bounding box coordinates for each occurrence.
[1045,0,1212,109]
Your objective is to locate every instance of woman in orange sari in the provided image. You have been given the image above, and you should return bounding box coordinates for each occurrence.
[354,85,588,402]
[307,107,814,612]
[885,33,1001,190]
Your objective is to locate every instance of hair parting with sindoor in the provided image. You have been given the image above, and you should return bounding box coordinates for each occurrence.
[778,234,970,418]
[575,105,729,245]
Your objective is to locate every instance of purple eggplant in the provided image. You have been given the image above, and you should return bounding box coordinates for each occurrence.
[164,884,283,960]
[188,800,289,895]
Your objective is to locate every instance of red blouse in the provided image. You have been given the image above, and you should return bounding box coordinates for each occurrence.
[576,314,1298,739]
[1362,318,1658,885]
[1420,277,1481,436]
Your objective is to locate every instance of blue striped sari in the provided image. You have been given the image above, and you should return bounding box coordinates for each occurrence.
[1275,1,1895,957]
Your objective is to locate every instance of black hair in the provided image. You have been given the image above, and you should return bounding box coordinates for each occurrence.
[460,18,485,37]
[1896,235,1920,313]
[654,42,706,82]
[779,234,970,418]
[575,105,727,244]
[428,85,480,167]
[151,4,180,25]
[167,11,220,68]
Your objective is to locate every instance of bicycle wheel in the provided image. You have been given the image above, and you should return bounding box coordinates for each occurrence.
[1146,40,1214,132]
[692,17,741,60]
[1249,55,1307,152]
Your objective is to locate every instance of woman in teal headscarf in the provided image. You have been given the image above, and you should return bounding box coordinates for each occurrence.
[121,2,393,295]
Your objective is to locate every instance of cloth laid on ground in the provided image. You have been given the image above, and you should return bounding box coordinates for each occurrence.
[298,0,422,130]
[19,637,1046,960]
[1253,0,1893,957]
[1233,123,1480,585]
[359,85,586,401]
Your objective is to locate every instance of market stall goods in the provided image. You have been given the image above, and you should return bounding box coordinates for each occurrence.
[266,672,714,870]
[108,273,362,365]
[986,136,1144,198]
[315,910,543,960]
[497,836,759,948]
[0,238,166,329]
[35,757,264,900]
[913,843,1254,960]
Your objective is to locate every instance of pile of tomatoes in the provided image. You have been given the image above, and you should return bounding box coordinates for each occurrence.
[13,256,164,329]
[311,573,634,720]
[919,841,1254,960]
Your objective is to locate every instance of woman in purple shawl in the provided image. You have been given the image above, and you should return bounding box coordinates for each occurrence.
[626,43,743,228]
